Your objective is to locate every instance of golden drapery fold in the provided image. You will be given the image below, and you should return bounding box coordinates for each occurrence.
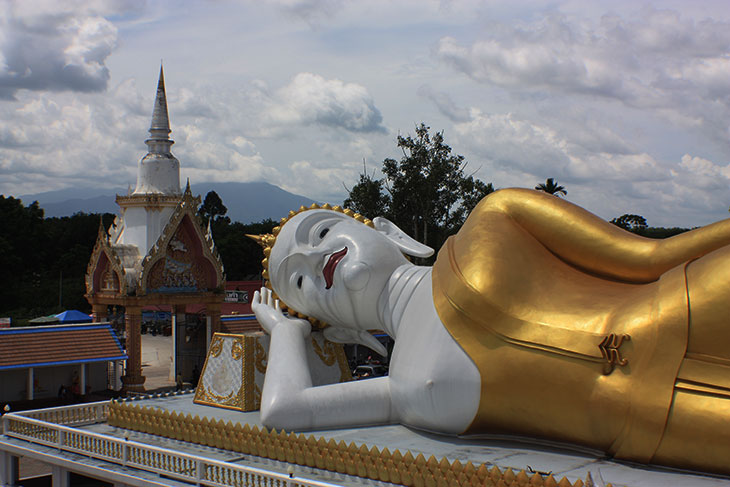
[432,188,730,474]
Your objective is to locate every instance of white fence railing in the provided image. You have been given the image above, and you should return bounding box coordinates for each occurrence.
[2,403,346,487]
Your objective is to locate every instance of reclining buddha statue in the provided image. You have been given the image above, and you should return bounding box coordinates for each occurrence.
[250,188,730,475]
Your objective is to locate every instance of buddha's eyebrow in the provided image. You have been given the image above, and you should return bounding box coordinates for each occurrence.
[293,212,334,245]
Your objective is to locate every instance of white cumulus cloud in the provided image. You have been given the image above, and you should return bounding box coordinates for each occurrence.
[0,0,128,99]
[436,8,730,143]
[267,72,386,133]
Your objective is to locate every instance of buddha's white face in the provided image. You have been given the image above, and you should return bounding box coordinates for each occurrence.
[269,209,410,330]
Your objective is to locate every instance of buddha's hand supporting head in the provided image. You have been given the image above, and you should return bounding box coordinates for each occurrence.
[267,209,434,333]
[251,287,311,338]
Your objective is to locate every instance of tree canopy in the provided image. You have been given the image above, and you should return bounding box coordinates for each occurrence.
[535,177,567,196]
[343,164,390,218]
[208,217,276,281]
[198,190,228,224]
[610,214,647,232]
[344,123,494,260]
[610,213,689,238]
[0,196,115,323]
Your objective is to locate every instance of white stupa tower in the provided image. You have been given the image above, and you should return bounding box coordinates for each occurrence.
[113,65,183,254]
[134,65,180,196]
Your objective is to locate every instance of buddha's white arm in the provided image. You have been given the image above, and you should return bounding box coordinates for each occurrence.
[252,288,395,431]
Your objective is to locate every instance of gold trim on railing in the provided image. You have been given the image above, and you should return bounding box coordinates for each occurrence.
[107,401,605,487]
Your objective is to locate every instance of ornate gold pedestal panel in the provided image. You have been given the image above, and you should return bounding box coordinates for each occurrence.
[193,331,351,411]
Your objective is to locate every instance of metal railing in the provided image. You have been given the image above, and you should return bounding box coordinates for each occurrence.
[2,403,345,487]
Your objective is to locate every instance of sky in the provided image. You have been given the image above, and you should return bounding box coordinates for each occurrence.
[1,0,730,227]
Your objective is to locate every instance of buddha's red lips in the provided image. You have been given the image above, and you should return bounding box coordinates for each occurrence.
[323,247,347,289]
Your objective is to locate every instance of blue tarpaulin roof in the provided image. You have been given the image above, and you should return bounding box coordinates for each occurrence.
[55,310,93,324]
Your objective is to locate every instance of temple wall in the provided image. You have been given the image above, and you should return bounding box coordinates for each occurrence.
[121,207,148,252]
[120,205,178,254]
[0,363,114,403]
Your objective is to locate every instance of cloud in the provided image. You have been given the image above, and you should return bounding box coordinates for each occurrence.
[435,8,730,142]
[267,72,386,133]
[452,106,730,226]
[0,78,276,196]
[454,108,669,183]
[454,109,572,175]
[417,85,471,122]
[0,1,124,100]
[271,0,346,26]
[284,159,361,202]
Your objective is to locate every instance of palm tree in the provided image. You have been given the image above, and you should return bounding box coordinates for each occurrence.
[535,178,567,197]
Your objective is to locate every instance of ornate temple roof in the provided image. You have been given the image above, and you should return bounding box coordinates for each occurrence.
[86,182,225,298]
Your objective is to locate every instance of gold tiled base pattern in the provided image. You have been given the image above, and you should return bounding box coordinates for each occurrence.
[108,401,606,487]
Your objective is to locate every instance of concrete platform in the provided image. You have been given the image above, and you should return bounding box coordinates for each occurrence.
[104,394,730,487]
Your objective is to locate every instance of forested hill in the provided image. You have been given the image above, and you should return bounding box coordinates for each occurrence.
[20,181,317,223]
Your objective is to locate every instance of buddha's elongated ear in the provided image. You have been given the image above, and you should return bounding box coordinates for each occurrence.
[323,327,388,357]
[373,217,434,258]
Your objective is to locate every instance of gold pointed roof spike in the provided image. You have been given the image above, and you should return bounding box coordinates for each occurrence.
[246,234,273,249]
[97,216,107,240]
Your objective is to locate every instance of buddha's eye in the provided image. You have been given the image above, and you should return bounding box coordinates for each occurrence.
[297,276,303,288]
[319,228,329,239]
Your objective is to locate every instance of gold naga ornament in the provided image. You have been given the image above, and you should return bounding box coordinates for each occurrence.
[247,203,374,328]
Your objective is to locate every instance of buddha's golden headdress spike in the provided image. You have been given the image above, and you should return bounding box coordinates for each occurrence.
[245,234,271,248]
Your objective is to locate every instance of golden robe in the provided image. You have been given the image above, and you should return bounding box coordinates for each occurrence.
[432,188,730,474]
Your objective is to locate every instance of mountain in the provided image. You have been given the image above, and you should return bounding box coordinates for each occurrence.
[17,182,320,223]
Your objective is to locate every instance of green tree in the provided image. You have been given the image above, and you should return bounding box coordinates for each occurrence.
[210,218,277,280]
[0,195,115,322]
[344,123,494,260]
[610,214,648,232]
[535,178,567,196]
[198,191,228,224]
[609,213,690,238]
[343,163,390,218]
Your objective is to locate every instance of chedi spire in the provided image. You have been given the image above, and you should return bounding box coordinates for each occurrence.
[149,65,171,142]
[133,64,181,195]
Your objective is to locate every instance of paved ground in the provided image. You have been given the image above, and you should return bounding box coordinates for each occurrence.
[140,333,175,391]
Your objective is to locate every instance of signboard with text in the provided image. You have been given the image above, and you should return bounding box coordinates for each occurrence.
[225,290,249,304]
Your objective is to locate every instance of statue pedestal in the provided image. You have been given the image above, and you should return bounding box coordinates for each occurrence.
[193,331,351,411]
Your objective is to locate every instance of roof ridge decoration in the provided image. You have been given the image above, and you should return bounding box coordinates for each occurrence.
[137,184,225,295]
[85,222,128,296]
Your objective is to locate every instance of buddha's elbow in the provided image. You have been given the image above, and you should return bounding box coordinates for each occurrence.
[260,394,314,431]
